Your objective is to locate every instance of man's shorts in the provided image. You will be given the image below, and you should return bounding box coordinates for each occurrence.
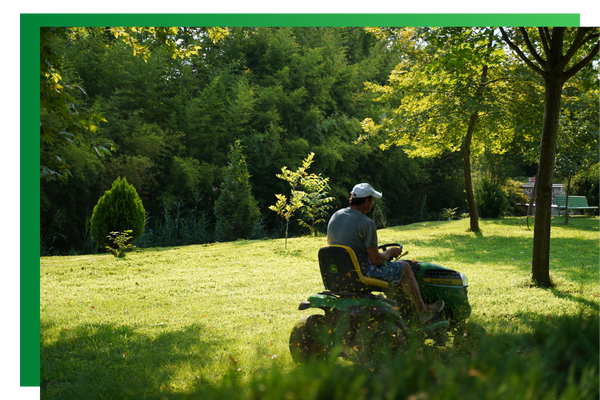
[363,261,404,287]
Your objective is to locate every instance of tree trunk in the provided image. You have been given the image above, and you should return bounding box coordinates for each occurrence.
[527,176,538,216]
[463,111,480,232]
[462,53,492,233]
[531,77,563,286]
[564,175,571,225]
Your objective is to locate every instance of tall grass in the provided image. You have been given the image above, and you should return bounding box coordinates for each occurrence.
[40,217,599,399]
[40,209,70,255]
[137,200,212,248]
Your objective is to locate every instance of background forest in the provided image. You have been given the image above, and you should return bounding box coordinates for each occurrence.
[40,27,599,255]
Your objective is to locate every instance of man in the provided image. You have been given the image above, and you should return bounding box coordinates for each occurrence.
[327,183,444,323]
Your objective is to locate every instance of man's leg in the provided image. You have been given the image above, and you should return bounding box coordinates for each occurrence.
[371,260,443,321]
[399,262,428,314]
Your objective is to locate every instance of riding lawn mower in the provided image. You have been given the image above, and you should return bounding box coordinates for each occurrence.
[289,243,484,364]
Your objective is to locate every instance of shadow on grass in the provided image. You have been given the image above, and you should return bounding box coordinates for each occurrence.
[40,319,232,399]
[545,287,600,310]
[393,219,598,277]
[384,219,599,320]
[146,314,599,400]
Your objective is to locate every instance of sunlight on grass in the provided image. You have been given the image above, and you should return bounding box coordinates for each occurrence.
[40,218,599,398]
[379,217,599,336]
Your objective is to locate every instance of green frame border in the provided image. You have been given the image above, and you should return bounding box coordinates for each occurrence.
[23,13,580,388]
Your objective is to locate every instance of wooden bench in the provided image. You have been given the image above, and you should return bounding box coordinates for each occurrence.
[555,195,598,216]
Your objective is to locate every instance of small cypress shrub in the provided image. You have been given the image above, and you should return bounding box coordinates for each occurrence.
[90,177,146,248]
[214,141,260,242]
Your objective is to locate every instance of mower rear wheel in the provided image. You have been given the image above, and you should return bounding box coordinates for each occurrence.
[289,315,330,364]
[354,316,404,366]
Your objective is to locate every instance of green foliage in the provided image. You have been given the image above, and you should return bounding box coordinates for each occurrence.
[214,141,261,242]
[138,197,212,248]
[40,27,113,181]
[89,177,146,247]
[359,27,519,232]
[296,171,334,237]
[475,178,509,218]
[41,26,421,252]
[360,27,511,157]
[153,315,599,400]
[269,193,303,248]
[168,156,204,197]
[40,209,69,255]
[441,207,458,221]
[269,157,310,249]
[372,204,386,229]
[270,153,334,247]
[532,314,599,395]
[571,162,599,208]
[503,179,529,216]
[555,73,599,184]
[105,230,135,258]
[40,140,108,254]
[40,26,597,255]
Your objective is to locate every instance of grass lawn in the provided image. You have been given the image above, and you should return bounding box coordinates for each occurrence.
[40,217,599,399]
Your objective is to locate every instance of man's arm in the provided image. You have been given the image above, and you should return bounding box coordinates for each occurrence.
[367,246,402,266]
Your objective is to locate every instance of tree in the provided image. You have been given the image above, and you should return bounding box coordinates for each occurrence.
[42,26,451,252]
[499,27,599,286]
[269,154,313,249]
[296,163,335,237]
[214,141,261,242]
[90,177,146,248]
[40,27,112,181]
[40,26,221,181]
[360,27,515,232]
[269,152,334,246]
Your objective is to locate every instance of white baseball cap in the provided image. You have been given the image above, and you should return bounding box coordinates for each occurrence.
[351,183,382,199]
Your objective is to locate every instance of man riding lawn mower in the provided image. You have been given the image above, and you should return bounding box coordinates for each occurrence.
[289,183,483,364]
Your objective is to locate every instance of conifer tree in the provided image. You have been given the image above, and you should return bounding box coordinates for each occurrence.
[214,141,260,241]
[90,177,146,247]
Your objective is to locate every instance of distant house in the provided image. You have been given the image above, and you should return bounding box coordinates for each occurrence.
[521,182,564,215]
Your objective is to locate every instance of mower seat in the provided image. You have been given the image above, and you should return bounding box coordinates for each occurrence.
[318,245,389,293]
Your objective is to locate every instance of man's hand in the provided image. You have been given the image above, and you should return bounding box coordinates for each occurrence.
[383,246,402,261]
[367,246,402,265]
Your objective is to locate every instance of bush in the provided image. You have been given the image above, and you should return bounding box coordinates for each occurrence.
[89,177,146,247]
[214,141,260,242]
[475,178,509,218]
[504,179,529,216]
[571,162,599,209]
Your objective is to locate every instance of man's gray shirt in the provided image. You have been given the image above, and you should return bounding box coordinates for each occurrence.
[327,207,378,268]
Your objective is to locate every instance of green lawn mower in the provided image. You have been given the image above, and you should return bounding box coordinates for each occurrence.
[289,244,484,364]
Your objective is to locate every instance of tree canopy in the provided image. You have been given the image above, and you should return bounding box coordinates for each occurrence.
[40,26,599,259]
[360,27,531,231]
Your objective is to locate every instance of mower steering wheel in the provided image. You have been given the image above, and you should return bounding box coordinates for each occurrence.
[378,243,402,252]
[378,243,405,262]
